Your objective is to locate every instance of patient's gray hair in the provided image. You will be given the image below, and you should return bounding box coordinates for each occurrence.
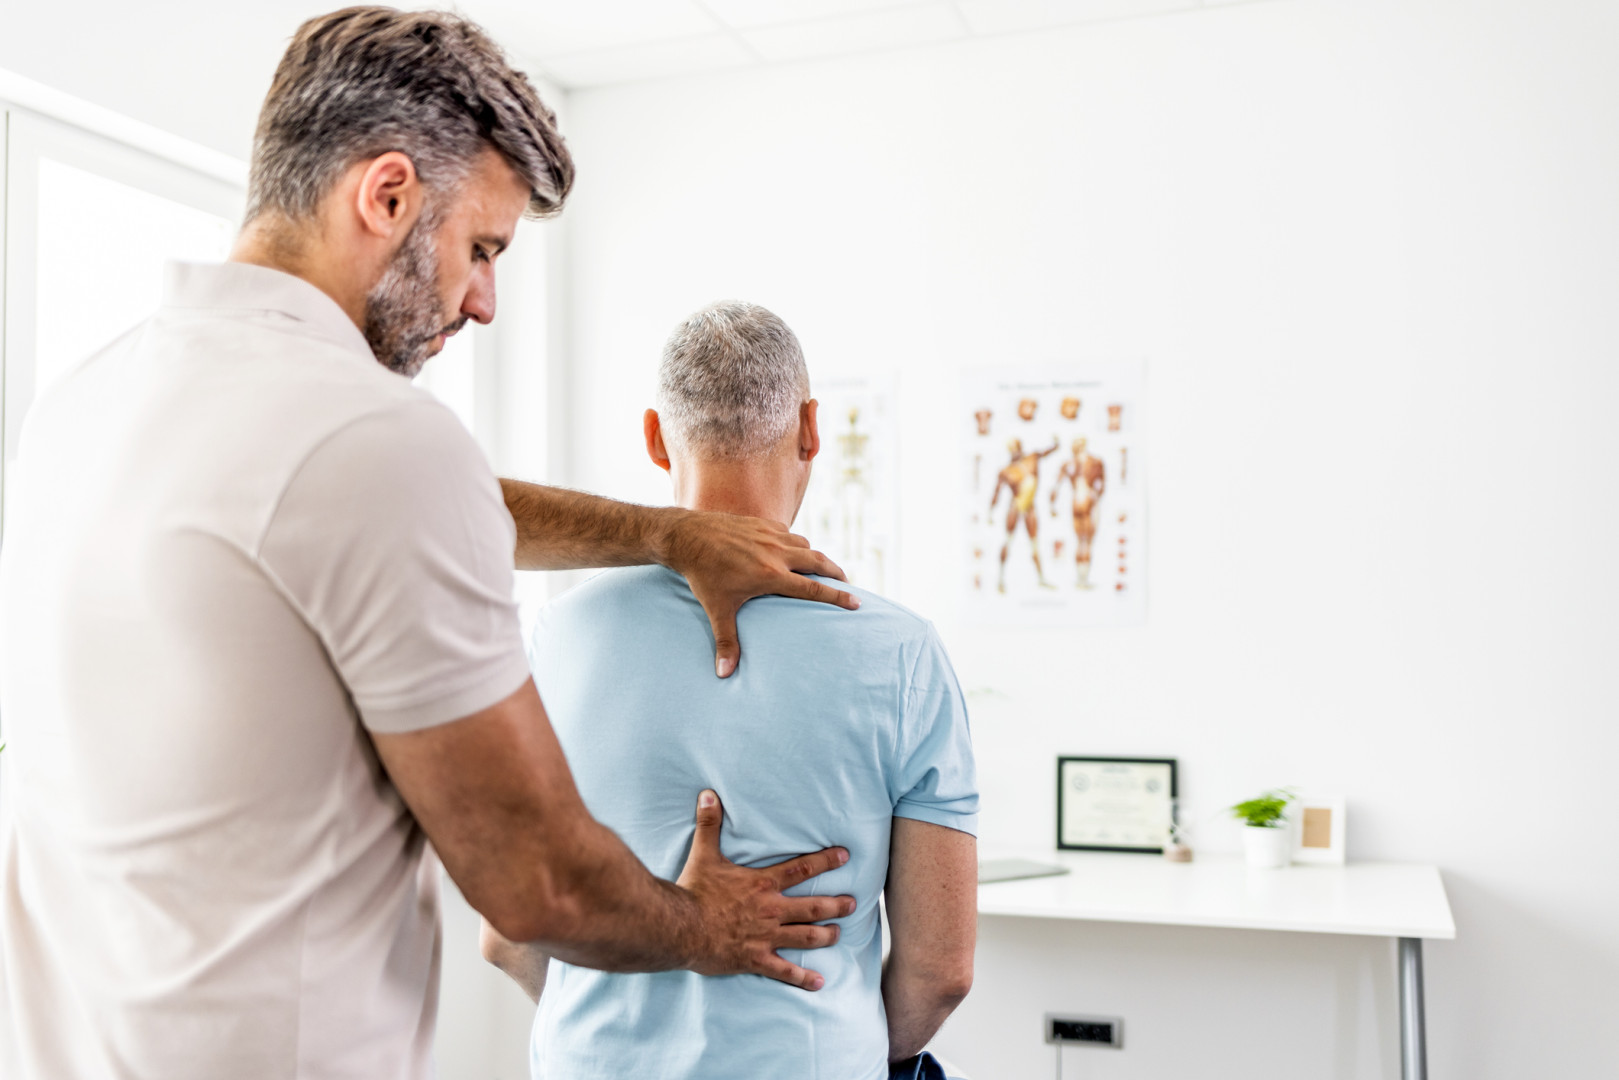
[658,302,810,460]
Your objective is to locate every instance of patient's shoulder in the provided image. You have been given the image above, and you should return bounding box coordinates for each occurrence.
[546,567,929,629]
[775,579,952,683]
[536,566,945,669]
[539,565,688,625]
[833,581,934,636]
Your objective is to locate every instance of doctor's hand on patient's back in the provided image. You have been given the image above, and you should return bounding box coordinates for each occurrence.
[496,481,858,678]
[378,682,852,994]
[661,510,859,679]
[676,789,855,990]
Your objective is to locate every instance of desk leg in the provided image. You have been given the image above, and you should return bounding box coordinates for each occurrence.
[1399,937,1427,1080]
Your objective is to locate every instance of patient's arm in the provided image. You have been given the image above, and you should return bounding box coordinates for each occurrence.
[881,818,978,1062]
[481,919,550,1004]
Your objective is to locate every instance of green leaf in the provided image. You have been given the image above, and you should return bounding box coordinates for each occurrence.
[1227,788,1297,827]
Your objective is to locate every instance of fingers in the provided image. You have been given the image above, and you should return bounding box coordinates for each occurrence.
[755,954,827,992]
[768,846,850,890]
[771,922,842,951]
[703,603,742,679]
[689,790,724,857]
[793,549,854,586]
[778,893,858,924]
[778,574,860,612]
[783,544,849,584]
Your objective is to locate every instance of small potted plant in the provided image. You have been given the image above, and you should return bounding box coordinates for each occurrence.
[1230,788,1296,869]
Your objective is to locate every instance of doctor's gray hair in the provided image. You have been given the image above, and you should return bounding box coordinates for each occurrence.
[657,302,810,460]
[246,6,573,223]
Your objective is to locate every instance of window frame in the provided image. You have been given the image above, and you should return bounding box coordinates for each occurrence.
[0,108,245,534]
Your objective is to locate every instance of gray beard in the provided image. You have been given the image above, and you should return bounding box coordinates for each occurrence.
[364,214,453,379]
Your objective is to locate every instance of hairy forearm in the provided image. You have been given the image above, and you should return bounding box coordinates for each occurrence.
[500,478,681,572]
[382,684,711,975]
[881,957,972,1062]
[504,816,709,973]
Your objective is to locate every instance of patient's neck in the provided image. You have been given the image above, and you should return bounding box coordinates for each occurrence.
[672,457,802,530]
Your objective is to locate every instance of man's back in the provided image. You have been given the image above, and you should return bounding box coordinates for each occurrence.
[529,566,977,1080]
[0,262,528,1079]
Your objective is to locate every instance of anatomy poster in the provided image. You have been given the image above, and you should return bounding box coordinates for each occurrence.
[962,364,1145,626]
[797,377,898,594]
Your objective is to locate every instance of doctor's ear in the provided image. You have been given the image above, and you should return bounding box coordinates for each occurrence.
[644,410,672,472]
[354,151,421,241]
[800,399,820,462]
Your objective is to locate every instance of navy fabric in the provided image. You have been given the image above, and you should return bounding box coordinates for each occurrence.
[888,1051,951,1080]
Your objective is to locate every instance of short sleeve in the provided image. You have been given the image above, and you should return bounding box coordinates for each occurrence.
[259,399,530,733]
[891,624,979,835]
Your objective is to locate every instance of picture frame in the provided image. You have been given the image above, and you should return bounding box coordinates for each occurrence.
[1056,756,1177,853]
[1291,795,1347,864]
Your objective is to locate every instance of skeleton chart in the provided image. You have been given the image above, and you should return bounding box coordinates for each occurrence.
[797,376,898,595]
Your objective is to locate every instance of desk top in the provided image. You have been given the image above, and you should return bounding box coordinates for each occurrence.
[977,850,1456,939]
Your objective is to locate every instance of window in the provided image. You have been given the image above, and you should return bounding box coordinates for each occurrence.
[3,106,507,518]
[34,158,237,396]
[415,322,480,435]
[2,110,243,528]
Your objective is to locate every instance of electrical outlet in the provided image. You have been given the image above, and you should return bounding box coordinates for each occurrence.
[1045,1013,1123,1048]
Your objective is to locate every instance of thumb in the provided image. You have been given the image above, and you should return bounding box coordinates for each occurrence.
[691,789,724,856]
[705,604,742,679]
[678,790,725,891]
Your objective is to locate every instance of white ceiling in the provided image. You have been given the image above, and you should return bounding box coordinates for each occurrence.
[0,0,1278,161]
[465,0,1269,91]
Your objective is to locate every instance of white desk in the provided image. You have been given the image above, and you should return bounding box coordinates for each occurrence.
[978,851,1455,1079]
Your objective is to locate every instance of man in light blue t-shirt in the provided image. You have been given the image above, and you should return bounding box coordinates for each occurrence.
[482,301,978,1080]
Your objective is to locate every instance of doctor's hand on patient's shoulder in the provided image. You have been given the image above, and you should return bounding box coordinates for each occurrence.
[676,790,855,991]
[660,510,859,679]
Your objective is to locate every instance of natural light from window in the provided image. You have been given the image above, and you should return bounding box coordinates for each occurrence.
[415,326,478,435]
[34,158,235,399]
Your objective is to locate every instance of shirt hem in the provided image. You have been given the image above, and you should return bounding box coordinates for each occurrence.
[892,804,979,837]
[357,653,532,733]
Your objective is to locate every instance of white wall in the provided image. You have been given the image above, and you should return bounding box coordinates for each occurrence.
[554,1,1619,1076]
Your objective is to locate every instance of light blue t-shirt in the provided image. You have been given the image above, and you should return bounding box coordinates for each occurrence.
[526,566,978,1080]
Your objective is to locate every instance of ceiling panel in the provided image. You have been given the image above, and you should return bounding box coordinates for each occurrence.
[740,4,967,63]
[470,0,1274,91]
[465,0,721,57]
[955,0,1198,36]
[536,33,757,88]
[699,0,938,30]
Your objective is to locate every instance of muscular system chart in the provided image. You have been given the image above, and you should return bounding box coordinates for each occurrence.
[961,363,1146,628]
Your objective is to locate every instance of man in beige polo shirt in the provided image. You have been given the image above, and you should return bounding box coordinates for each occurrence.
[0,9,857,1079]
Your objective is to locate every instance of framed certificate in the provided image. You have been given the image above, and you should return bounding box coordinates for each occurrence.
[1057,756,1177,853]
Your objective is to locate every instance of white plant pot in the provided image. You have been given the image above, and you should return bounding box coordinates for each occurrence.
[1242,824,1292,870]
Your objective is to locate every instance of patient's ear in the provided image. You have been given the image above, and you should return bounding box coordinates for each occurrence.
[800,399,820,462]
[644,409,672,472]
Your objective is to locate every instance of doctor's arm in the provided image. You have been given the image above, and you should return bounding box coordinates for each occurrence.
[498,479,856,677]
[372,678,854,988]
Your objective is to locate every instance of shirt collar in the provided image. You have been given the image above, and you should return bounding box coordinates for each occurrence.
[161,261,377,362]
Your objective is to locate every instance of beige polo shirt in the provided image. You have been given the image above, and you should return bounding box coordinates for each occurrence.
[0,262,532,1079]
